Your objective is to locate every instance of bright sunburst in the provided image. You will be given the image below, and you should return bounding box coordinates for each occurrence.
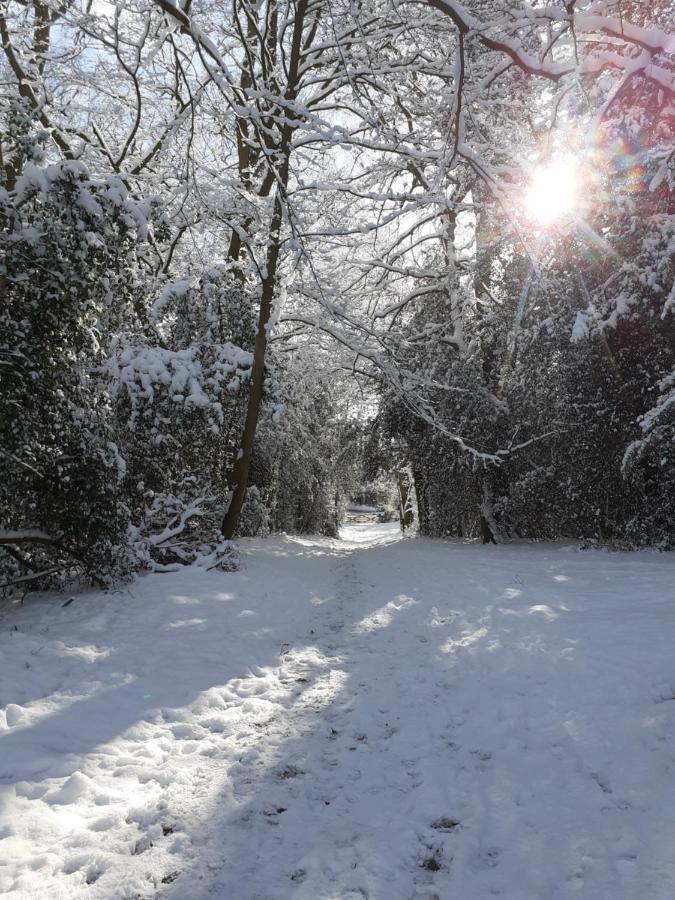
[525,157,578,225]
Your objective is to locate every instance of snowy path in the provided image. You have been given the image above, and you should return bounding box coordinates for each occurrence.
[2,525,675,899]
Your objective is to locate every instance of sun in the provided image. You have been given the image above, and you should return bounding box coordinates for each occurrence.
[525,157,578,225]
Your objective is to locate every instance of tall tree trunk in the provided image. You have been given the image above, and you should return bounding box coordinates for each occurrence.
[221,0,309,538]
[413,465,428,534]
[397,470,414,530]
[0,2,60,190]
[479,474,499,543]
[221,187,285,538]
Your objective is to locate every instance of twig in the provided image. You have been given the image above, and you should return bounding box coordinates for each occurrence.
[0,535,106,587]
[0,567,63,591]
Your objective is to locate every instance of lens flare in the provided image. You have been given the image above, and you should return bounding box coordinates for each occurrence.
[525,157,578,225]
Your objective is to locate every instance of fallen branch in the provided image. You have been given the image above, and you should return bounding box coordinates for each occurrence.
[148,499,208,546]
[0,567,64,591]
[0,533,106,587]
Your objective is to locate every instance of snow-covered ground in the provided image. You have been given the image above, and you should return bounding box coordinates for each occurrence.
[2,524,675,899]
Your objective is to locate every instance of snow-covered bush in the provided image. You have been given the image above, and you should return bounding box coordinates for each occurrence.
[0,159,163,582]
[236,486,271,538]
[107,269,256,553]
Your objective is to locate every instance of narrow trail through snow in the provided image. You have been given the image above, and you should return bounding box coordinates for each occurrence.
[2,524,675,899]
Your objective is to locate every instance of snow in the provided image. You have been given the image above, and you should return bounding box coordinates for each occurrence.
[640,371,675,434]
[0,530,52,542]
[149,277,196,324]
[104,340,252,424]
[11,161,153,238]
[1,525,675,898]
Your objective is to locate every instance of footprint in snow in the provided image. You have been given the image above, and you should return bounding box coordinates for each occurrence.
[590,772,612,794]
[470,748,492,762]
[419,855,444,872]
[431,817,460,833]
[275,764,304,780]
[476,847,501,868]
[262,805,287,825]
[132,835,153,855]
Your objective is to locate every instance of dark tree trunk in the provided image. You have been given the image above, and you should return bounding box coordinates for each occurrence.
[221,0,309,539]
[221,193,285,539]
[398,471,414,530]
[479,475,500,544]
[480,516,497,544]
